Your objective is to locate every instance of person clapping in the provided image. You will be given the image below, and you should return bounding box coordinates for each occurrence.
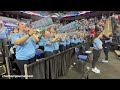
[11,22,39,75]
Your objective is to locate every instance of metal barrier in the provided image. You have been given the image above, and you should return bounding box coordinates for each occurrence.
[24,42,91,79]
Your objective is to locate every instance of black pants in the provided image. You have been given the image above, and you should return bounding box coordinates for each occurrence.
[39,46,44,51]
[70,43,75,48]
[92,49,102,68]
[103,48,109,60]
[44,51,54,57]
[59,45,66,52]
[78,42,80,44]
[74,44,77,46]
[44,51,54,79]
[53,50,59,54]
[16,56,36,75]
[0,38,8,64]
[66,44,70,50]
[70,43,75,64]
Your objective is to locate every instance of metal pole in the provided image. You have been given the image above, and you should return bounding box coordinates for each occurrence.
[108,16,110,32]
[5,56,11,79]
[24,64,28,79]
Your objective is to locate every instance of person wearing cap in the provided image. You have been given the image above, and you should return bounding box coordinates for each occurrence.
[92,31,103,74]
[0,22,8,64]
[11,22,39,75]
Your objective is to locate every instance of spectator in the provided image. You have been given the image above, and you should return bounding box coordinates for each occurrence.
[66,34,70,49]
[102,33,112,63]
[8,28,20,75]
[70,32,75,47]
[11,22,39,75]
[74,34,78,46]
[80,33,85,43]
[8,28,18,58]
[77,33,81,45]
[38,27,45,51]
[38,30,55,57]
[49,26,60,54]
[90,28,95,36]
[59,33,67,52]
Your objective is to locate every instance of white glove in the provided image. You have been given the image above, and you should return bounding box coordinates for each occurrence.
[10,47,14,54]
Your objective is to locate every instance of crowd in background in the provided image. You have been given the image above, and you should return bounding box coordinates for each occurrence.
[111,14,120,44]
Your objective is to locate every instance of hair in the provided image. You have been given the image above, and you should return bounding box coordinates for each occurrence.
[12,28,19,33]
[46,28,50,31]
[0,23,4,27]
[18,22,20,26]
[94,31,102,38]
[109,34,113,37]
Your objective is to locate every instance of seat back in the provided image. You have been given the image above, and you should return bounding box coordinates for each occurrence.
[78,55,88,61]
[35,49,44,55]
[75,47,79,53]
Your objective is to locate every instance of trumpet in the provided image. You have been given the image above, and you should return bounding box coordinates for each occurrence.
[34,29,43,38]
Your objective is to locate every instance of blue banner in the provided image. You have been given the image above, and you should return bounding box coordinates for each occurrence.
[31,17,53,29]
[57,21,80,33]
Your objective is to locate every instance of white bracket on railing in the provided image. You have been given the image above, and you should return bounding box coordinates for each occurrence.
[24,64,28,79]
[5,57,11,79]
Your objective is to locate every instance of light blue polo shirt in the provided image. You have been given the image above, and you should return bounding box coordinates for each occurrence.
[38,36,44,46]
[11,36,14,45]
[80,37,84,43]
[32,41,37,49]
[38,37,54,52]
[10,33,19,45]
[93,38,103,50]
[11,33,36,60]
[60,35,66,46]
[74,38,78,44]
[66,39,70,45]
[52,34,59,50]
[64,40,66,46]
[77,38,80,43]
[53,41,59,50]
[66,36,70,45]
[82,27,85,31]
[60,39,66,46]
[70,38,75,43]
[0,27,8,39]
